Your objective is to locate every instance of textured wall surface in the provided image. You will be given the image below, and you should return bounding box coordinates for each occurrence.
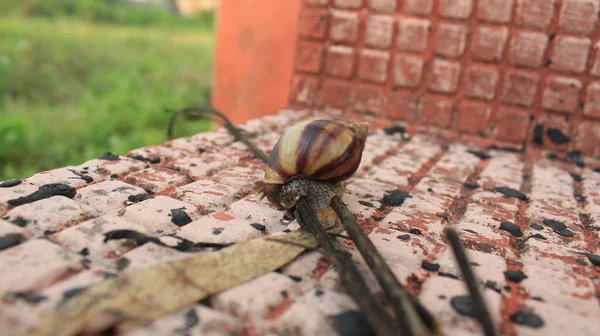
[290,0,600,157]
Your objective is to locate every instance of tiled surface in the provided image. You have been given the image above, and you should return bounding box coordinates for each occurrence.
[1,109,599,335]
[291,0,600,158]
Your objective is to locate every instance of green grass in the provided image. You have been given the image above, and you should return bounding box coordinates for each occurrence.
[0,4,215,180]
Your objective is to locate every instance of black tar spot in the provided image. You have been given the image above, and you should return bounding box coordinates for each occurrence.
[499,221,523,237]
[421,261,440,272]
[528,233,547,240]
[450,296,474,317]
[104,230,156,246]
[288,275,302,282]
[439,272,459,279]
[569,173,583,182]
[382,190,411,206]
[409,228,422,235]
[128,193,152,202]
[14,292,48,304]
[99,152,120,161]
[383,125,407,135]
[575,258,588,266]
[510,311,544,328]
[250,223,266,231]
[61,287,88,304]
[150,156,161,164]
[0,179,22,188]
[116,258,130,271]
[583,253,600,266]
[485,281,501,294]
[13,216,28,227]
[68,169,93,183]
[530,223,544,230]
[397,234,410,241]
[546,128,570,145]
[358,200,375,207]
[329,311,374,336]
[533,124,544,145]
[8,183,77,206]
[504,270,528,283]
[466,150,491,160]
[170,208,192,226]
[495,187,527,200]
[79,248,89,256]
[463,182,480,190]
[0,233,26,251]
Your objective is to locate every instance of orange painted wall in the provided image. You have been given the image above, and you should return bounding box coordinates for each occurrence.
[211,0,301,125]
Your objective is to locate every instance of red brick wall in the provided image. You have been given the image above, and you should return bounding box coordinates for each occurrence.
[289,0,600,157]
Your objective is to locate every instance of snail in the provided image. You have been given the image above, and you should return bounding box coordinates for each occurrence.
[257,119,369,211]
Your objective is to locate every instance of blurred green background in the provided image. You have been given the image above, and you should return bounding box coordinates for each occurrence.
[0,0,215,181]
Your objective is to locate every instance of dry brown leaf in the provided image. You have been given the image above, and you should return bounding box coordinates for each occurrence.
[28,209,341,336]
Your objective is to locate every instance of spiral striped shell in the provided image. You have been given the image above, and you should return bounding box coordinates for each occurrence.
[264,119,369,185]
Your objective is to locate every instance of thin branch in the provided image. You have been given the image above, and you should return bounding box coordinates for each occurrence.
[445,226,497,336]
[295,197,398,336]
[166,106,269,162]
[331,196,436,336]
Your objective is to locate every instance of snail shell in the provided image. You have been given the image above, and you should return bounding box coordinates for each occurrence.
[259,119,369,208]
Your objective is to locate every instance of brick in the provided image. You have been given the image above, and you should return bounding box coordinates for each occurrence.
[225,196,291,233]
[550,36,591,74]
[79,156,146,178]
[534,112,571,149]
[329,11,359,43]
[435,23,467,58]
[211,272,304,319]
[365,15,394,49]
[471,26,509,62]
[275,289,358,335]
[589,44,600,78]
[126,145,191,163]
[508,31,549,68]
[305,0,328,5]
[464,65,499,101]
[559,0,599,35]
[354,86,384,115]
[298,8,328,40]
[477,0,513,23]
[515,0,555,30]
[54,215,153,263]
[576,121,600,156]
[166,156,230,180]
[501,70,540,107]
[357,49,389,84]
[403,0,433,16]
[457,101,492,135]
[317,79,355,108]
[438,0,474,20]
[74,180,146,215]
[124,166,191,194]
[0,239,81,295]
[541,76,582,113]
[177,212,264,244]
[369,0,396,12]
[386,92,421,122]
[290,75,318,105]
[397,18,431,52]
[294,41,324,73]
[429,59,461,94]
[128,305,243,336]
[392,54,424,88]
[495,107,531,143]
[333,0,362,8]
[115,196,200,235]
[4,196,98,236]
[584,82,600,118]
[175,179,241,214]
[25,167,104,190]
[419,97,455,128]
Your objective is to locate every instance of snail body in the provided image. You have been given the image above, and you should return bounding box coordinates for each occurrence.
[258,119,369,210]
